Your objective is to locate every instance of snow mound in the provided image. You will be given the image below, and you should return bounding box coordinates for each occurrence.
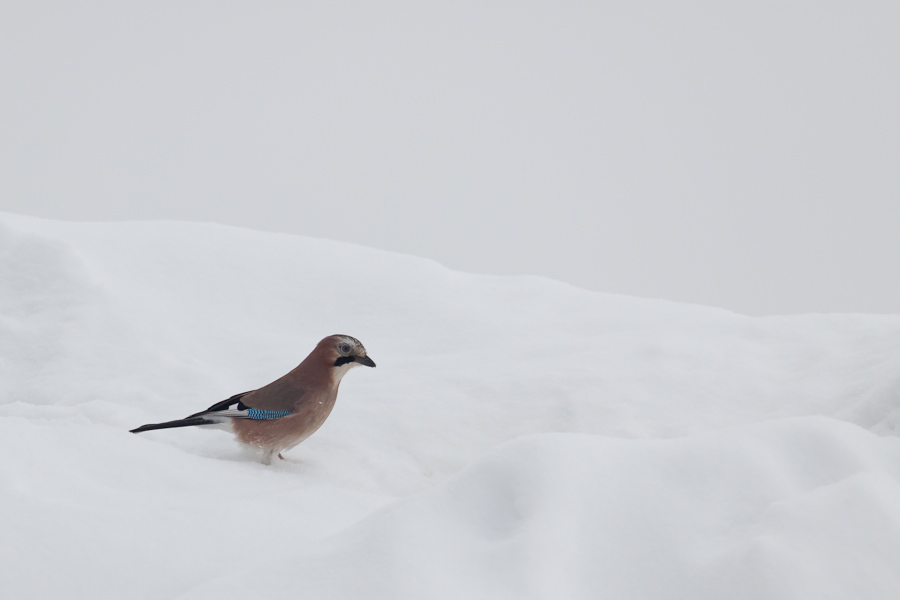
[184,418,900,600]
[1,213,899,599]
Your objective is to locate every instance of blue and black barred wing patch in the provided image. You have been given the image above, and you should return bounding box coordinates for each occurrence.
[190,407,294,421]
[245,408,292,420]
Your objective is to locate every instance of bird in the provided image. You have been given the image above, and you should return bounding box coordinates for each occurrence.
[131,334,375,464]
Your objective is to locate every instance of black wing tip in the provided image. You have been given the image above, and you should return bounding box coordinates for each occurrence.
[130,417,217,434]
[193,391,255,417]
[131,423,163,434]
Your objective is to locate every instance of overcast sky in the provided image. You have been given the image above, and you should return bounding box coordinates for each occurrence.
[1,2,897,316]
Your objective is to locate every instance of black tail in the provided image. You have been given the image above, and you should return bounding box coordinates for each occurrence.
[130,416,217,434]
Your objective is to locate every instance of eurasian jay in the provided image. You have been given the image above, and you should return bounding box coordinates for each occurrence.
[131,334,375,464]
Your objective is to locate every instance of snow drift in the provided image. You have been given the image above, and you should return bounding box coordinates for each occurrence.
[1,213,899,599]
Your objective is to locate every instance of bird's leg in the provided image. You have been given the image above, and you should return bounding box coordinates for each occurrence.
[278,453,285,460]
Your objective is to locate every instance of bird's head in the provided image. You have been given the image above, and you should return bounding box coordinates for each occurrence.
[323,334,376,370]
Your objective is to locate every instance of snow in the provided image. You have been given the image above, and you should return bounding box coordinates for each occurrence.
[2,212,900,599]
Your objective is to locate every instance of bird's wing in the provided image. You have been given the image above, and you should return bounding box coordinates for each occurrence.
[185,391,288,421]
[238,376,309,412]
[188,377,309,421]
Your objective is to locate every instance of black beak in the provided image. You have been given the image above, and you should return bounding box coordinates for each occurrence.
[356,355,376,368]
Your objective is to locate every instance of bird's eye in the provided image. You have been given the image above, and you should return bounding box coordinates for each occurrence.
[339,343,352,355]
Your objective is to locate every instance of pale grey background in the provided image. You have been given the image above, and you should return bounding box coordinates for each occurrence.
[1,2,897,316]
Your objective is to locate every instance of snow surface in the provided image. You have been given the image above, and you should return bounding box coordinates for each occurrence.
[2,212,900,599]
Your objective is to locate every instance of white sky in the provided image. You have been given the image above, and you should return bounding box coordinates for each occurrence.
[1,2,898,316]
